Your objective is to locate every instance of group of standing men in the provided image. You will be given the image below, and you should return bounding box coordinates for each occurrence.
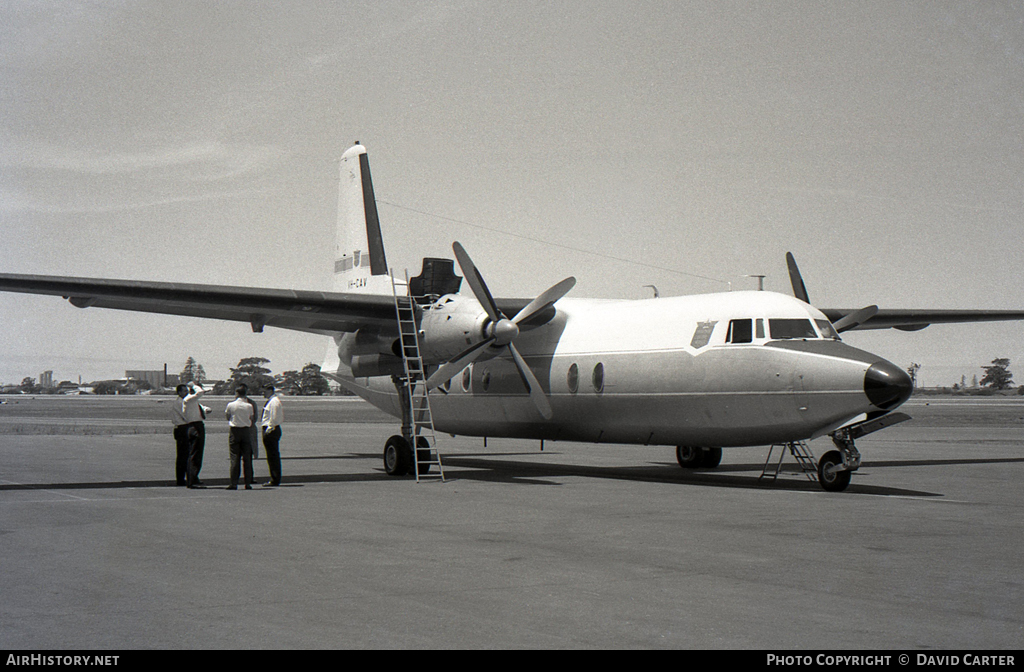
[171,382,283,490]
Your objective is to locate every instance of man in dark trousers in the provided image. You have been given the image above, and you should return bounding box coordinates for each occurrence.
[224,385,255,490]
[171,385,190,485]
[179,382,210,488]
[260,385,284,486]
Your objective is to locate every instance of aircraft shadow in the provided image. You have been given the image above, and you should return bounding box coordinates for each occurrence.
[863,457,1024,469]
[438,456,944,497]
[11,451,1016,496]
[282,454,371,461]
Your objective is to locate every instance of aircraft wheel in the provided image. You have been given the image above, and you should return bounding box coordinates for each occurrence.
[384,435,413,476]
[676,446,722,469]
[817,450,851,492]
[676,446,704,468]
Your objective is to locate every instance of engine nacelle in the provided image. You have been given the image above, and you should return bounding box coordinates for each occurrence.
[418,294,493,363]
[350,354,406,378]
[337,327,401,372]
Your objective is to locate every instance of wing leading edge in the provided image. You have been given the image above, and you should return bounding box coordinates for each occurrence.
[0,273,397,335]
[820,308,1024,332]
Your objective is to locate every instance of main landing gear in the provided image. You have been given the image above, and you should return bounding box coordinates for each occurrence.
[383,435,433,477]
[676,446,722,469]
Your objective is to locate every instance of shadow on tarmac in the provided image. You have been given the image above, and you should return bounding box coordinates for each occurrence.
[439,457,945,497]
[7,453,1023,497]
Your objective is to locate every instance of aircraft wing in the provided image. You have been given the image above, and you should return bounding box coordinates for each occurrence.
[820,308,1024,332]
[0,273,398,335]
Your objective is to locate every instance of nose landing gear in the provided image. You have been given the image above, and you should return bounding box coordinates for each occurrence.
[817,430,859,492]
[763,412,911,492]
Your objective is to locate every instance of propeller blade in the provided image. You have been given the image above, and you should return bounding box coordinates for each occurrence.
[437,242,556,419]
[425,337,495,389]
[508,343,553,419]
[511,276,576,327]
[453,242,501,322]
[786,252,810,304]
[832,304,879,333]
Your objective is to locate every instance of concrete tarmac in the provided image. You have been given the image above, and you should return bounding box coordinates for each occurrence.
[0,396,1022,649]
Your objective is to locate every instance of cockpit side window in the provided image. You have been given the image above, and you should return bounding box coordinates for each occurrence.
[815,319,840,340]
[726,318,753,344]
[769,318,817,340]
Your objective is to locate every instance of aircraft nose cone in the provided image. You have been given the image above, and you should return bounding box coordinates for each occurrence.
[864,360,913,410]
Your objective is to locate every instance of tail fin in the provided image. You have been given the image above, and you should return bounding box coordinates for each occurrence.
[335,144,393,294]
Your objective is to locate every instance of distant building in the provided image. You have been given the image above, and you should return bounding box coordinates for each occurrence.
[40,370,53,388]
[125,370,178,388]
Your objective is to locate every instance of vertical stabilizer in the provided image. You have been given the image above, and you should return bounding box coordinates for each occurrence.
[335,144,393,294]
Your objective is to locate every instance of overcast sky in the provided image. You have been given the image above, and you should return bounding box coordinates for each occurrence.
[1,1,1023,387]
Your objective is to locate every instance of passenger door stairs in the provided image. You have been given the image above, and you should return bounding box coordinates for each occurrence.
[759,441,818,483]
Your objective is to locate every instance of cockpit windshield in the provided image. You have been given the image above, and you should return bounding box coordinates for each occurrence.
[694,316,842,347]
[815,319,841,340]
[768,318,817,340]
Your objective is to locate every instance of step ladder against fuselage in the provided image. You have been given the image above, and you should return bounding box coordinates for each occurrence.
[758,413,911,485]
[759,441,819,483]
[391,279,445,482]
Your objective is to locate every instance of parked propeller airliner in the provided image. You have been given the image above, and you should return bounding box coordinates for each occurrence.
[3,144,1024,491]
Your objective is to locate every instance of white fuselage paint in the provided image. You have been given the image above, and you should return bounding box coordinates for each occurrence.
[329,290,893,448]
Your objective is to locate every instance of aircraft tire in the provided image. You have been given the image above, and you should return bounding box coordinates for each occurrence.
[676,446,704,468]
[384,435,413,476]
[415,436,431,475]
[676,446,722,469]
[817,450,851,492]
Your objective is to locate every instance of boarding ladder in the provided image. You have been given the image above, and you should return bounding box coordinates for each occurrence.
[391,274,445,482]
[759,441,818,483]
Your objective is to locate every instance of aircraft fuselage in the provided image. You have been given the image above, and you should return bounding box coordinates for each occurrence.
[344,289,912,448]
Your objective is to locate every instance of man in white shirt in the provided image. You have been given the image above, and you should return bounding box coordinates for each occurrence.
[171,385,190,486]
[260,385,284,487]
[180,382,211,488]
[224,385,255,490]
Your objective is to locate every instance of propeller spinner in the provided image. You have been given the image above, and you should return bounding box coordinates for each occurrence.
[425,242,575,420]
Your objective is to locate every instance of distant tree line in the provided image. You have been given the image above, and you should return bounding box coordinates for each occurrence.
[943,357,1024,395]
[210,357,333,396]
[7,356,341,396]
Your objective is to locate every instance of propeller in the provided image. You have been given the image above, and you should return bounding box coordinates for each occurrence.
[785,252,877,333]
[425,242,575,420]
[831,304,879,333]
[785,252,810,304]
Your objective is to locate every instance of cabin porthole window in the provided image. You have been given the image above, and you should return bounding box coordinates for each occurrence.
[481,370,491,392]
[592,362,604,394]
[461,366,472,392]
[567,363,579,394]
